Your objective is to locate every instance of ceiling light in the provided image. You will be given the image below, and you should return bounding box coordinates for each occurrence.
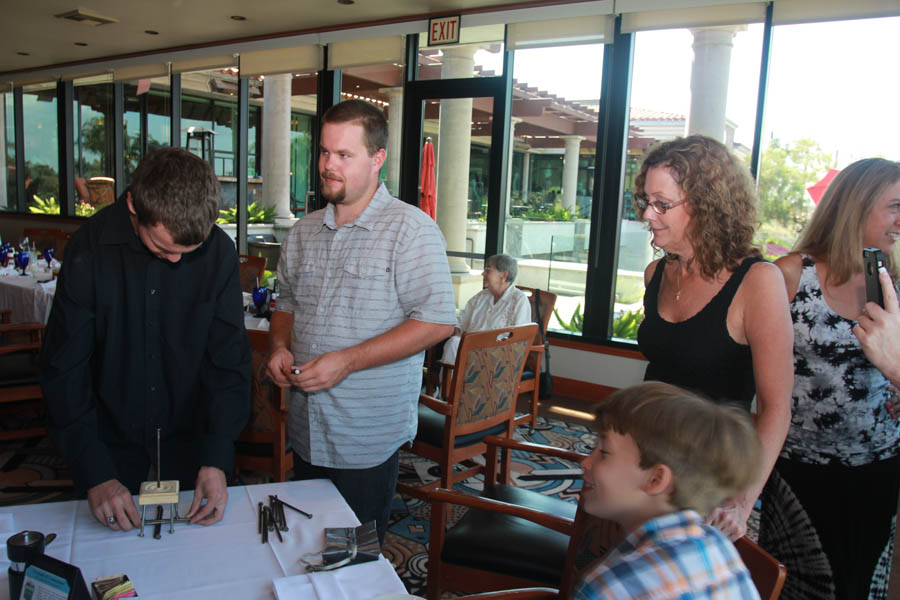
[54,8,119,26]
[74,42,88,46]
[17,52,30,56]
[145,30,159,35]
[230,15,247,21]
[337,0,354,5]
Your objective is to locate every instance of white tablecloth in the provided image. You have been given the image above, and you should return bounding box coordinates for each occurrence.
[0,480,406,600]
[0,271,55,324]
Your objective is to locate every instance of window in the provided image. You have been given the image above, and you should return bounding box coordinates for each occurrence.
[610,24,763,340]
[22,85,59,214]
[758,16,900,255]
[1,93,14,211]
[123,76,172,185]
[501,43,605,335]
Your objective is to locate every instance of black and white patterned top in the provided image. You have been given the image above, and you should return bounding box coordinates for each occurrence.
[782,255,900,466]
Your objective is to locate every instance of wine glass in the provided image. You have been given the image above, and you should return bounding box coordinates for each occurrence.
[43,247,55,269]
[15,251,29,276]
[251,286,270,317]
[0,242,10,267]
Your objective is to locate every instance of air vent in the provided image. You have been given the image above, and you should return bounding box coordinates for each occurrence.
[54,8,119,26]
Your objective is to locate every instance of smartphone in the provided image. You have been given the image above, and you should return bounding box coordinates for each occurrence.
[863,247,885,309]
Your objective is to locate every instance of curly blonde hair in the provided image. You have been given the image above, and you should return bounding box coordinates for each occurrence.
[633,135,761,279]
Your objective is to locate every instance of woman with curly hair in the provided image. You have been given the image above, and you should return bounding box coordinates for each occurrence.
[633,135,793,541]
[763,158,900,599]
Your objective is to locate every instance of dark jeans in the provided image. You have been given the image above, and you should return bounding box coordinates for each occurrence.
[292,450,400,545]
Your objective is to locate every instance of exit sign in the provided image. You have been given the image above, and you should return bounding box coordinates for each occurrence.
[428,15,461,46]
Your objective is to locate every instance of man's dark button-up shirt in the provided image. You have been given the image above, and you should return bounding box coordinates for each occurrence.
[39,194,251,491]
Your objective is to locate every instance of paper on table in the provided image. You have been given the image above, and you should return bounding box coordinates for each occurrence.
[0,512,16,566]
[273,556,406,600]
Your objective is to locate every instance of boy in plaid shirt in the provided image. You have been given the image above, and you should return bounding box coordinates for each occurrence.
[575,382,763,600]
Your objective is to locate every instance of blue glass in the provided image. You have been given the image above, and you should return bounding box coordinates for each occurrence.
[14,251,29,275]
[43,247,54,268]
[251,286,270,317]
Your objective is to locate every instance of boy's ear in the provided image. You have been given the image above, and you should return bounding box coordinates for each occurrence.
[642,463,674,497]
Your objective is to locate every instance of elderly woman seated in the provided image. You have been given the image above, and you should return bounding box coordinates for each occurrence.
[441,254,533,365]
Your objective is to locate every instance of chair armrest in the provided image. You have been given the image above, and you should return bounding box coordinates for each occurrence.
[0,322,44,334]
[426,488,575,536]
[484,435,587,463]
[458,589,559,600]
[419,392,452,415]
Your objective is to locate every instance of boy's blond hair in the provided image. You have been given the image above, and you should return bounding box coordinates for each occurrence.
[595,382,761,515]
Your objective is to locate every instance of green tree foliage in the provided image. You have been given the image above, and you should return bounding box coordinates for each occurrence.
[757,138,833,234]
[216,201,277,224]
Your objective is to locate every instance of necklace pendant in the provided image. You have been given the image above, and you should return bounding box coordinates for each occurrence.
[675,290,681,302]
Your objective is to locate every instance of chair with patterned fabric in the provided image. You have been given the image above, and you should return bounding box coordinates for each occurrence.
[425,457,624,600]
[234,329,293,482]
[238,254,267,293]
[514,286,556,429]
[399,324,537,498]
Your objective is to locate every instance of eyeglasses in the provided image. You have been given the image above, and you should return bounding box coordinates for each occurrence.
[635,195,685,215]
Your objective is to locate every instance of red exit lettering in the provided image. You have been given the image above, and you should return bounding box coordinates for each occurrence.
[429,16,460,45]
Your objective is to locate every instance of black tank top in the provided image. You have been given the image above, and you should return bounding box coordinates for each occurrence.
[637,256,762,411]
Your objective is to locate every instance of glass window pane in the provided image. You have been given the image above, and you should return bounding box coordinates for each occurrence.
[423,96,494,309]
[613,25,763,341]
[22,86,59,215]
[1,93,14,211]
[503,43,604,335]
[760,16,900,254]
[123,76,171,186]
[74,82,114,217]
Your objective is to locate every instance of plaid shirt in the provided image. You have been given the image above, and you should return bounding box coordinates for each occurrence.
[574,510,760,600]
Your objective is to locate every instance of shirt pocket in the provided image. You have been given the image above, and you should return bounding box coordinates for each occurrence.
[333,259,394,333]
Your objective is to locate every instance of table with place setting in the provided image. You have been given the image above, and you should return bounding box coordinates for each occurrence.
[0,267,57,324]
[1,479,412,600]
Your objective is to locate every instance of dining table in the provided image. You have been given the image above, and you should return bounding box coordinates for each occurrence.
[0,479,409,600]
[0,268,56,324]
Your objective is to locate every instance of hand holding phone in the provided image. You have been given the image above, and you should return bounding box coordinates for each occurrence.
[864,248,885,309]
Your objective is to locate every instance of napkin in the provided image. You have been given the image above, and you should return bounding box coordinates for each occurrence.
[272,556,406,600]
[0,264,15,276]
[38,279,57,292]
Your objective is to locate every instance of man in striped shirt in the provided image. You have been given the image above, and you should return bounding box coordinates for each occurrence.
[574,382,763,599]
[266,100,456,543]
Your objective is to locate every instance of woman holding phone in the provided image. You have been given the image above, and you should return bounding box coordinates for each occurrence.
[765,157,900,599]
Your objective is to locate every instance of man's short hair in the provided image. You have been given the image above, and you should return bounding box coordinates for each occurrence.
[486,254,518,283]
[129,147,220,246]
[322,99,387,156]
[594,382,761,515]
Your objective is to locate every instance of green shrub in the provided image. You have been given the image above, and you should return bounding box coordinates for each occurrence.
[217,201,277,224]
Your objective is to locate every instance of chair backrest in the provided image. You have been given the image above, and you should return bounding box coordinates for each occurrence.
[734,537,786,600]
[517,286,557,346]
[559,500,626,597]
[449,324,537,431]
[23,228,71,260]
[238,254,267,293]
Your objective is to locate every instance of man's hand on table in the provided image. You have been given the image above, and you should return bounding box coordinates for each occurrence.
[186,466,228,525]
[88,479,140,531]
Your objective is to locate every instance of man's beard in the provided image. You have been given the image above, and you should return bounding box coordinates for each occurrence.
[320,175,345,204]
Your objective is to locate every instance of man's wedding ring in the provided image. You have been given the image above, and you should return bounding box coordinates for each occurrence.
[107,516,117,525]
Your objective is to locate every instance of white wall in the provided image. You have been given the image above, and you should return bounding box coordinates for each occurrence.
[551,345,647,391]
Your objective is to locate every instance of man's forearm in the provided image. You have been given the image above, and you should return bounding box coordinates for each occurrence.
[269,310,294,353]
[342,319,453,375]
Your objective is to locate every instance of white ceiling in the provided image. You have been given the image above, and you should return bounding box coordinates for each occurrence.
[0,0,530,77]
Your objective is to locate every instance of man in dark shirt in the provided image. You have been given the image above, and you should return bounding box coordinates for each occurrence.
[39,147,251,532]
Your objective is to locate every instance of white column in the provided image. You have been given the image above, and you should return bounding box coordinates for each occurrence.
[521,150,531,200]
[379,86,403,197]
[436,46,477,274]
[687,26,739,143]
[560,135,583,212]
[262,73,294,225]
[505,117,521,217]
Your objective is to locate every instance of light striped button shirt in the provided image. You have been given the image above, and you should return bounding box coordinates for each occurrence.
[276,183,457,468]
